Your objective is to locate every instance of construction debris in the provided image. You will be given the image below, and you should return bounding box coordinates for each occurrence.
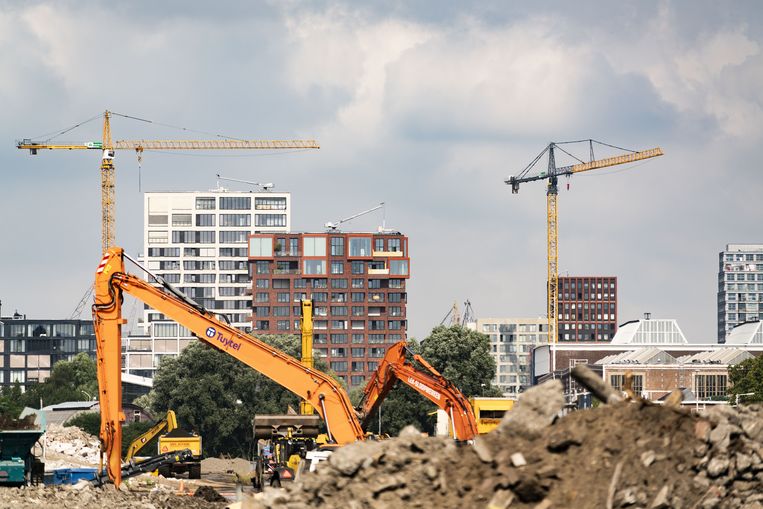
[243,380,763,509]
[0,482,225,508]
[44,424,100,466]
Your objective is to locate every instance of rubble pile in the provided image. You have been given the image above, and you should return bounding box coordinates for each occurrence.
[0,482,225,509]
[250,381,763,509]
[44,424,100,468]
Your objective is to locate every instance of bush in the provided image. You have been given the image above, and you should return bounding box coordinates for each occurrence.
[66,411,101,436]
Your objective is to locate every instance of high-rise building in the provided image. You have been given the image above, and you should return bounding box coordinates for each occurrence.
[557,276,617,342]
[718,244,763,343]
[247,231,410,387]
[476,317,547,396]
[0,312,96,389]
[128,188,291,377]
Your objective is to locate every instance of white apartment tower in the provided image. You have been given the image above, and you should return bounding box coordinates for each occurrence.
[718,243,763,343]
[126,188,291,377]
[476,317,548,396]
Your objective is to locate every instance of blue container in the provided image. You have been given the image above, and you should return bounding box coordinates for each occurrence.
[47,468,97,485]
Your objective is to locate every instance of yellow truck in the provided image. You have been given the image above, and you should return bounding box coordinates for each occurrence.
[469,397,514,434]
[126,410,202,479]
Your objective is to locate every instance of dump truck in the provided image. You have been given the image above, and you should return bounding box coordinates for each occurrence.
[125,410,202,479]
[252,412,321,489]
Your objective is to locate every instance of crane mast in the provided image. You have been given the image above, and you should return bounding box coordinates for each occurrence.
[506,140,663,346]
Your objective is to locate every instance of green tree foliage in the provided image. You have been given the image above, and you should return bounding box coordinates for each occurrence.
[121,420,158,456]
[66,411,101,437]
[0,384,26,420]
[22,353,98,408]
[728,355,763,404]
[149,334,329,458]
[374,325,502,436]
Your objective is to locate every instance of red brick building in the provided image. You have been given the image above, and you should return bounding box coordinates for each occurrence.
[248,232,410,386]
[557,276,617,342]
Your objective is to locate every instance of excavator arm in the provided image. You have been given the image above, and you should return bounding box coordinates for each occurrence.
[124,410,178,461]
[93,247,364,486]
[358,342,479,441]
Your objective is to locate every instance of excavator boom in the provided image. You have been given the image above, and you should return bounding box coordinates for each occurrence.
[125,410,178,461]
[359,342,478,441]
[93,247,364,486]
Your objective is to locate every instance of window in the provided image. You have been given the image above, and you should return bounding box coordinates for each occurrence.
[249,237,273,257]
[148,214,168,226]
[352,278,364,288]
[352,306,365,316]
[330,348,347,358]
[273,306,290,316]
[312,292,328,302]
[351,261,364,275]
[273,279,290,289]
[170,214,191,226]
[331,320,347,329]
[369,347,385,357]
[304,237,327,257]
[695,374,728,400]
[349,237,372,257]
[254,306,270,317]
[196,214,215,226]
[148,231,168,244]
[331,306,348,316]
[351,348,365,357]
[219,247,248,257]
[172,231,215,244]
[195,197,215,210]
[148,247,180,257]
[313,279,328,288]
[184,273,216,283]
[388,293,404,303]
[390,260,408,275]
[389,279,403,288]
[304,260,327,275]
[330,237,345,256]
[331,292,347,302]
[277,292,290,303]
[389,306,402,317]
[220,214,251,227]
[219,231,249,244]
[183,260,216,270]
[255,214,287,227]
[388,238,401,252]
[374,238,384,251]
[331,334,348,344]
[350,375,365,386]
[220,196,251,210]
[331,261,344,274]
[610,374,644,395]
[330,361,348,372]
[351,292,365,302]
[351,320,365,330]
[255,197,287,210]
[277,320,290,331]
[352,334,365,343]
[220,260,247,270]
[369,320,385,330]
[331,279,348,289]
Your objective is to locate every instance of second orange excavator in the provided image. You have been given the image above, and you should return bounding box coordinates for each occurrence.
[357,341,479,441]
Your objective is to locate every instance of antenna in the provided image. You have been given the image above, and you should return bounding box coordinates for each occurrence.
[216,174,274,191]
[324,202,386,231]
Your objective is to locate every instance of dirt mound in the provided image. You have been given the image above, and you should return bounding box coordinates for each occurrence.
[249,381,763,509]
[194,485,228,502]
[0,482,225,509]
[201,457,252,475]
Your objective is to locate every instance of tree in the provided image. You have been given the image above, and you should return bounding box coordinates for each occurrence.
[67,411,101,436]
[728,355,763,404]
[148,334,332,457]
[374,325,502,436]
[0,384,25,420]
[22,352,98,408]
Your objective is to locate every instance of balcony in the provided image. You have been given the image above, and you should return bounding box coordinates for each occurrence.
[372,250,403,258]
[368,268,389,275]
[274,251,301,257]
[273,268,302,275]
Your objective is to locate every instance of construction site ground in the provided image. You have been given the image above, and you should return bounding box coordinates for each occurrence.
[7,381,763,508]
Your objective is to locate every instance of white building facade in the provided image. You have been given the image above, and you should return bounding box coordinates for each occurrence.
[124,188,291,377]
[476,317,548,396]
[718,244,763,342]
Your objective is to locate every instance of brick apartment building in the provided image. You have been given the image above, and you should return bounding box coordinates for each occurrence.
[248,231,410,386]
[557,276,617,342]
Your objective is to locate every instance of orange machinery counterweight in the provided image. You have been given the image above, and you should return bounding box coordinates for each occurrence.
[92,247,364,486]
[358,342,479,441]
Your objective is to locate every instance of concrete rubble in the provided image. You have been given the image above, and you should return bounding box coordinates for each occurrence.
[241,380,763,509]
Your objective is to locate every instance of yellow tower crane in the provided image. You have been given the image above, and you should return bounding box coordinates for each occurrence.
[17,110,319,253]
[506,140,663,345]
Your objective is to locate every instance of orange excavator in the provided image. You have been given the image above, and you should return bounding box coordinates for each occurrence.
[92,247,365,486]
[356,341,479,441]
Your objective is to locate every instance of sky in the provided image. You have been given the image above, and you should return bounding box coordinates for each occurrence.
[1,1,762,343]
